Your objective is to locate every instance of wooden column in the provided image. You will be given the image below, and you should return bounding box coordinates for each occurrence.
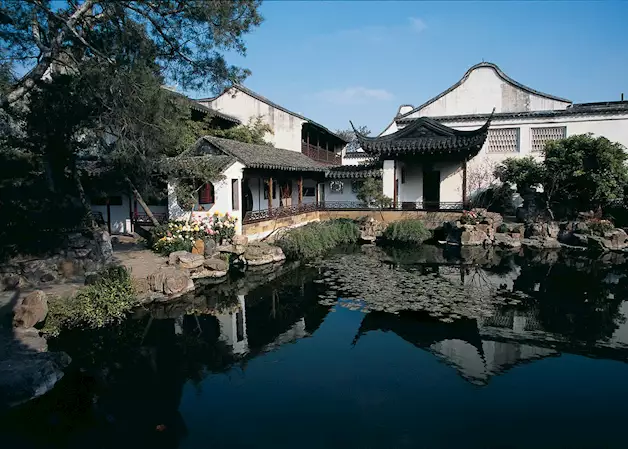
[462,158,468,208]
[298,176,303,205]
[393,161,398,208]
[268,177,273,212]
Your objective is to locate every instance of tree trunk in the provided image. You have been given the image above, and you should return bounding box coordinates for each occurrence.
[71,158,96,228]
[125,176,160,226]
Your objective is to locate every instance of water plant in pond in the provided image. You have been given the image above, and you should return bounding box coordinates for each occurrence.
[277,219,359,259]
[42,266,138,337]
[383,219,431,244]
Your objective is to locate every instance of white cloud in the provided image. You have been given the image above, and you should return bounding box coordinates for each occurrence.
[409,17,427,33]
[316,87,394,105]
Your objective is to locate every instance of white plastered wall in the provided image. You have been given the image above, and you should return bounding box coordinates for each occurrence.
[442,113,628,193]
[168,161,245,235]
[200,88,306,152]
[408,65,571,117]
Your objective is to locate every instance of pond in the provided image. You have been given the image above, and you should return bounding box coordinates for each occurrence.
[2,244,628,449]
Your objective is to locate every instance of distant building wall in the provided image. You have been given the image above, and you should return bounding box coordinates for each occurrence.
[408,65,571,118]
[200,88,306,152]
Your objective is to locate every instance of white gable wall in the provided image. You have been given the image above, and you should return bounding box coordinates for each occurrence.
[168,161,245,235]
[200,89,306,152]
[408,66,571,118]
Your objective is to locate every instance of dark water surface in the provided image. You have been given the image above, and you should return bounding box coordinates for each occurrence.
[3,245,628,449]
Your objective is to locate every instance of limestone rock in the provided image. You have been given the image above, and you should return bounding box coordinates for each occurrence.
[189,268,228,279]
[522,237,561,249]
[66,232,90,248]
[203,258,229,272]
[493,233,522,248]
[244,242,286,266]
[203,238,217,258]
[460,229,490,246]
[588,229,628,252]
[148,267,191,296]
[0,346,71,407]
[232,235,249,246]
[357,217,385,243]
[2,273,26,291]
[177,253,204,269]
[13,291,48,329]
[217,244,246,256]
[191,239,205,255]
[168,250,189,266]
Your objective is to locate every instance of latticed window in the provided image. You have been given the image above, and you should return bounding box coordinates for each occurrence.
[531,127,566,152]
[487,128,520,153]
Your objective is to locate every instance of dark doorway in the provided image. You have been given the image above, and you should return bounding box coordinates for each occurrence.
[423,170,440,210]
[242,181,253,215]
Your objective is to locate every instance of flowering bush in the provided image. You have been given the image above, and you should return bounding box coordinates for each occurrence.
[459,210,479,225]
[586,218,614,236]
[151,212,238,255]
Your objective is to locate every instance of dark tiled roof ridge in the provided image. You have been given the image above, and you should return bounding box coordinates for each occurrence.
[397,101,628,124]
[164,88,241,124]
[196,85,349,143]
[197,136,328,172]
[397,62,572,120]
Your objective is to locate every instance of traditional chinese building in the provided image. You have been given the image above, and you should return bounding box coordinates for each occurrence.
[350,115,492,210]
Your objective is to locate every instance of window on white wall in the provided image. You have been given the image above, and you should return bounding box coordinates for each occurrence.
[487,128,520,153]
[531,127,566,152]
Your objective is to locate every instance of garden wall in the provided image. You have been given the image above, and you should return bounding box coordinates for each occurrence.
[242,210,463,240]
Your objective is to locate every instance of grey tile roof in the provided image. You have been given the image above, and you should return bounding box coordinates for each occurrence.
[326,162,382,179]
[344,151,369,159]
[186,136,328,172]
[353,116,491,157]
[397,101,628,124]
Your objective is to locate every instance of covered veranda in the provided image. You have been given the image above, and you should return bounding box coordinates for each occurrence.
[351,115,492,211]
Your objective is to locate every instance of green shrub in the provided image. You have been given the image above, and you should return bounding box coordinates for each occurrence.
[496,223,509,233]
[383,219,431,244]
[277,219,359,259]
[43,266,138,337]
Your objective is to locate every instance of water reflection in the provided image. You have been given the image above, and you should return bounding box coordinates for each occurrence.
[2,245,628,448]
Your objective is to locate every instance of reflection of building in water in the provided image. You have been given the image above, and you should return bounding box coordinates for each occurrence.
[439,264,521,292]
[261,318,308,353]
[611,302,628,347]
[431,339,556,386]
[216,294,249,355]
[355,309,557,386]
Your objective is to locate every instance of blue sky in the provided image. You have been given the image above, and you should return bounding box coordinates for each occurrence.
[186,1,628,135]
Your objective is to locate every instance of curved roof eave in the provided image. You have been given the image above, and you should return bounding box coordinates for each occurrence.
[398,62,572,119]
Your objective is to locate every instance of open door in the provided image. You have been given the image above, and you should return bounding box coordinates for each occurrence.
[423,170,440,210]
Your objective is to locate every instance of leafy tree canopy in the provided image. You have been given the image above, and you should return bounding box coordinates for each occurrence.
[494,134,628,218]
[0,0,263,106]
[336,125,370,153]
